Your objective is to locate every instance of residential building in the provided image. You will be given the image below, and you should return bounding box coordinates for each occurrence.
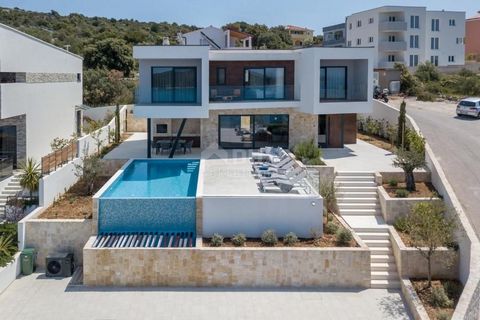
[344,6,465,88]
[285,25,314,46]
[323,23,346,47]
[181,26,252,50]
[0,23,83,177]
[466,11,480,60]
[133,44,373,155]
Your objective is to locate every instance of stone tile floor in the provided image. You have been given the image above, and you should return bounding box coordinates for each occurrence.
[0,272,412,320]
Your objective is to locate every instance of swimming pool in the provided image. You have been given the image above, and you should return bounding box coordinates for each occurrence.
[98,159,200,236]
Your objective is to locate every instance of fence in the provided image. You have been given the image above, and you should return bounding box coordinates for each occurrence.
[40,142,77,175]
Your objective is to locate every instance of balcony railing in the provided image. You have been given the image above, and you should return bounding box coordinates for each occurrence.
[209,85,296,103]
[379,21,408,32]
[135,87,200,105]
[319,84,368,103]
[378,61,405,69]
[379,41,407,52]
[323,38,346,47]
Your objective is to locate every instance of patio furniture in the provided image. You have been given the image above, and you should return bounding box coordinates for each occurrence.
[183,140,193,154]
[158,141,172,155]
[259,166,304,182]
[253,157,294,173]
[260,180,294,193]
[259,170,307,192]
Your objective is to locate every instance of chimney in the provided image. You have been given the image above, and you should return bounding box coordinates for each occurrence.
[162,37,170,46]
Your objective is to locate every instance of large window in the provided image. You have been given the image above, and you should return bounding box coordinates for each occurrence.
[244,67,285,100]
[151,67,196,103]
[218,115,289,149]
[320,66,347,100]
[0,126,17,177]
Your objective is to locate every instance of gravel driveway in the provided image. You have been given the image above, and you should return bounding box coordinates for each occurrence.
[389,97,480,237]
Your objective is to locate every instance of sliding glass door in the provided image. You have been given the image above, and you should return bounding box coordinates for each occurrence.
[151,67,196,103]
[320,66,347,100]
[219,115,289,149]
[244,67,285,100]
[0,126,16,178]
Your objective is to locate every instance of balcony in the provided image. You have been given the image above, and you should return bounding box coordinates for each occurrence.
[323,38,346,47]
[319,84,368,103]
[379,21,407,32]
[135,87,201,106]
[209,85,296,103]
[379,41,407,52]
[378,61,405,69]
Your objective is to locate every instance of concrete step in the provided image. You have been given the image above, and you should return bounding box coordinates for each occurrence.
[335,181,377,187]
[356,232,390,240]
[339,208,381,216]
[353,226,390,233]
[371,255,396,263]
[336,191,378,199]
[336,186,378,192]
[371,271,399,281]
[337,203,380,209]
[363,239,391,247]
[371,279,401,289]
[336,171,375,177]
[369,247,392,255]
[336,197,378,203]
[1,190,19,196]
[371,263,397,272]
[4,186,22,191]
[335,176,375,182]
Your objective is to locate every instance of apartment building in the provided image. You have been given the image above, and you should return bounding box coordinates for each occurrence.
[0,23,83,177]
[285,25,314,46]
[323,23,346,47]
[345,6,465,70]
[133,43,373,155]
[466,11,480,60]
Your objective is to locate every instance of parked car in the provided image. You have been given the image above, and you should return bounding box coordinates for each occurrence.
[456,98,480,118]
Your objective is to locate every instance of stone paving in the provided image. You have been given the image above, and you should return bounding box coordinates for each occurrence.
[0,272,411,320]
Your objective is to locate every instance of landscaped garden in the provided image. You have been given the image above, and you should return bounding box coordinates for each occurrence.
[382,179,437,198]
[0,223,18,268]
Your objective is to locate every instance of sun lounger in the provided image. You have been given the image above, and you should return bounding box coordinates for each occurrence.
[259,166,304,182]
[259,170,307,192]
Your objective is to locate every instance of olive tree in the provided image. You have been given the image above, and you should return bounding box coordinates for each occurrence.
[393,148,426,192]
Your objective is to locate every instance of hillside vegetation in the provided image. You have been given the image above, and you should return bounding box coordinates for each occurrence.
[1,7,318,106]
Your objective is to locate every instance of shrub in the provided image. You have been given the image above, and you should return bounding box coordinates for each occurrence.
[336,228,353,246]
[231,233,246,247]
[261,229,278,246]
[388,179,398,187]
[415,62,440,82]
[294,139,323,165]
[430,286,453,308]
[394,216,409,233]
[416,90,436,102]
[436,311,450,320]
[395,189,410,198]
[283,232,299,246]
[324,221,339,235]
[210,233,224,247]
[443,281,463,300]
[319,178,337,214]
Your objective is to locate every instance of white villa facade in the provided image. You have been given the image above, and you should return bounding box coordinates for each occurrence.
[0,23,83,176]
[134,44,374,155]
[345,6,465,69]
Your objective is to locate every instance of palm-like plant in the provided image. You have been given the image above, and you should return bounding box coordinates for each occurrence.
[0,235,17,267]
[19,158,41,197]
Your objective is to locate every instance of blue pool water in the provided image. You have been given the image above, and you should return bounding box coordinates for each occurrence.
[102,159,199,198]
[98,159,199,235]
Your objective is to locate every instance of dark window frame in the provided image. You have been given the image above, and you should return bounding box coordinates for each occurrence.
[243,66,286,101]
[151,66,197,103]
[216,67,226,85]
[156,124,168,134]
[320,66,348,101]
[218,114,290,149]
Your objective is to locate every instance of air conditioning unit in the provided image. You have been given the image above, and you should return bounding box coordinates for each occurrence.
[46,253,74,277]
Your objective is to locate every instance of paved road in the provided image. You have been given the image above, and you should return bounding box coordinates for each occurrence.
[390,98,480,237]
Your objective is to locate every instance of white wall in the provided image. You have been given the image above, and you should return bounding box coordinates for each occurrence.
[0,253,20,294]
[202,195,323,238]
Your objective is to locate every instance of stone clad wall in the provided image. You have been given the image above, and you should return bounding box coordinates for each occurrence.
[201,108,318,149]
[84,237,370,288]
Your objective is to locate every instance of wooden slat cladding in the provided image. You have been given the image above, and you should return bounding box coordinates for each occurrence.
[343,114,357,144]
[41,142,78,175]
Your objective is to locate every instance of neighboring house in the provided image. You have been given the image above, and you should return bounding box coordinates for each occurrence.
[133,44,373,155]
[323,23,346,47]
[0,23,83,177]
[285,25,314,46]
[466,11,480,60]
[344,6,465,69]
[182,26,252,50]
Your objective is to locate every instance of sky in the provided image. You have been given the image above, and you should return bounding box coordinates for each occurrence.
[0,0,478,34]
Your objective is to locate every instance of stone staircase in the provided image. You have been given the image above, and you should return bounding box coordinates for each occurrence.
[0,174,23,220]
[335,171,400,289]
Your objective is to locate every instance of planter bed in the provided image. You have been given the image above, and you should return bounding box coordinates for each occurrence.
[203,235,357,248]
[412,279,463,320]
[39,176,112,219]
[383,182,437,198]
[358,131,394,152]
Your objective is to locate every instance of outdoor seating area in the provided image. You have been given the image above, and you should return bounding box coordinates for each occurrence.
[153,138,194,155]
[250,147,310,194]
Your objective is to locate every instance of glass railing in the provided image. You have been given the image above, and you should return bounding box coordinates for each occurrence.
[209,85,296,102]
[135,86,200,105]
[319,84,369,102]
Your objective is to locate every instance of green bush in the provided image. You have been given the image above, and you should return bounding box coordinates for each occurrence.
[283,232,299,246]
[436,311,450,320]
[0,223,18,267]
[430,286,453,308]
[294,139,323,165]
[231,233,246,247]
[261,229,278,246]
[324,221,339,235]
[416,90,436,102]
[388,179,398,187]
[394,216,409,233]
[395,189,410,198]
[443,281,463,300]
[210,233,224,247]
[336,228,353,246]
